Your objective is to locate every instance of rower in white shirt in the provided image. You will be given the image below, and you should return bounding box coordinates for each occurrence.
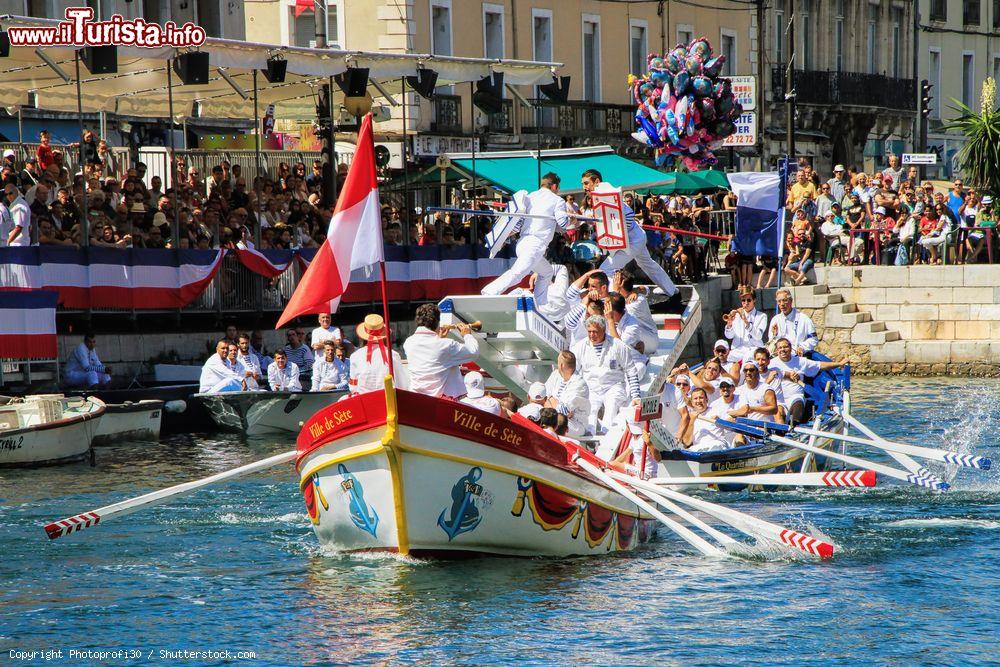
[199,340,247,394]
[768,289,819,355]
[481,172,571,306]
[236,333,263,390]
[310,313,350,363]
[517,382,548,421]
[614,271,659,357]
[732,364,780,424]
[459,371,502,415]
[609,413,660,479]
[543,350,591,438]
[570,314,641,434]
[770,338,847,423]
[311,340,350,392]
[723,287,767,363]
[64,333,112,388]
[349,314,409,394]
[267,349,302,392]
[402,304,479,398]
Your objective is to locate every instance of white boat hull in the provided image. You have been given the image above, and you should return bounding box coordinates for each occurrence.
[0,397,105,467]
[196,390,346,436]
[92,400,163,445]
[296,388,654,558]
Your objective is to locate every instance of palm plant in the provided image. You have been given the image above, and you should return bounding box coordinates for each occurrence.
[944,77,1000,195]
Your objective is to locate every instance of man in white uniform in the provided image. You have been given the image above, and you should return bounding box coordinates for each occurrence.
[606,293,648,377]
[64,333,112,388]
[517,382,547,421]
[349,314,409,394]
[402,304,478,398]
[615,271,659,356]
[609,415,660,479]
[459,371,502,415]
[768,289,818,355]
[312,340,350,392]
[481,172,570,306]
[581,168,678,298]
[704,377,739,449]
[536,263,571,323]
[310,313,349,363]
[3,184,30,246]
[199,340,246,394]
[732,365,780,423]
[770,338,847,423]
[570,314,641,434]
[267,349,302,391]
[723,288,767,363]
[544,350,591,438]
[236,333,263,390]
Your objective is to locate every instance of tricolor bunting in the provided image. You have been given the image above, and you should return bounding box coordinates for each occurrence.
[277,113,383,327]
[0,290,58,359]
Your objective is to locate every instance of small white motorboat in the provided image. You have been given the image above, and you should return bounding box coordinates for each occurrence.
[195,390,346,436]
[92,400,163,445]
[0,395,106,467]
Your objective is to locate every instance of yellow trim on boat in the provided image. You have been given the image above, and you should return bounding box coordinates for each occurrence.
[381,376,410,556]
[394,439,642,519]
[297,442,386,486]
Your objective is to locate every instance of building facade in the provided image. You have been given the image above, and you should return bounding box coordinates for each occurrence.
[760,0,917,175]
[918,0,1000,179]
[245,1,753,161]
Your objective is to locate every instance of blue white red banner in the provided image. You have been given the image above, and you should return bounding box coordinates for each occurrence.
[0,247,225,309]
[729,170,785,258]
[235,242,293,278]
[0,291,58,359]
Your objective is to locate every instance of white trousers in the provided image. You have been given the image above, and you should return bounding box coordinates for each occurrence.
[587,383,627,434]
[482,236,553,305]
[600,225,678,296]
[64,369,110,387]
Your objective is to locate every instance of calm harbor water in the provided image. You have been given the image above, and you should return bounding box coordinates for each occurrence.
[2,377,999,666]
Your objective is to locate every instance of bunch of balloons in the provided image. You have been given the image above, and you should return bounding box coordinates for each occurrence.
[629,37,742,170]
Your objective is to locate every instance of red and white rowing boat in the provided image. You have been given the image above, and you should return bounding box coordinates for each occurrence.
[296,380,655,557]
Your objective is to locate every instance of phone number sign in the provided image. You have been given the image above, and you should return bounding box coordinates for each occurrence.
[722,111,757,147]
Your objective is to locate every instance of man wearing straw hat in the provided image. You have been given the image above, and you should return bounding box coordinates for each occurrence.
[349,314,409,395]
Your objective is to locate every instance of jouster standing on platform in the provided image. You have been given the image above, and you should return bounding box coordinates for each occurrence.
[349,314,409,394]
[312,340,350,392]
[571,314,641,434]
[402,304,478,398]
[580,168,678,297]
[267,349,302,391]
[543,350,591,437]
[768,289,818,355]
[64,333,112,388]
[481,172,570,306]
[723,288,767,362]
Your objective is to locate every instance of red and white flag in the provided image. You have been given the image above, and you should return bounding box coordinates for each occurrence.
[277,113,383,328]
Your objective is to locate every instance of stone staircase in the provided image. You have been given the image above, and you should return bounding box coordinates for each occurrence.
[791,284,901,348]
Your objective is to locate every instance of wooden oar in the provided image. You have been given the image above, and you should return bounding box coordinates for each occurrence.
[608,471,836,559]
[44,450,297,540]
[573,455,725,557]
[794,424,991,470]
[715,419,950,491]
[650,470,877,488]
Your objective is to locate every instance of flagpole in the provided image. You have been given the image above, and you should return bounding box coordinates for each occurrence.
[368,113,395,378]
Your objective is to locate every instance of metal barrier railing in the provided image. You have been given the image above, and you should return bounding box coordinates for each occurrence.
[0,142,132,178]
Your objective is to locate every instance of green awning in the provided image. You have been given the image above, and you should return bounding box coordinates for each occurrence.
[645,169,731,195]
[451,150,677,195]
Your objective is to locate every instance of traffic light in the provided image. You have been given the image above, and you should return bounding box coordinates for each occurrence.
[920,80,933,118]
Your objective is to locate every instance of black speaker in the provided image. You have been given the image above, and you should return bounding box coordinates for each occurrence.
[334,67,369,97]
[173,52,210,85]
[406,68,438,100]
[0,31,10,59]
[263,56,287,83]
[473,72,504,115]
[539,75,571,103]
[81,45,117,74]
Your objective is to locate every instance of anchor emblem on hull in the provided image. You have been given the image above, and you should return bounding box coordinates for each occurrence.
[337,463,379,538]
[438,467,484,541]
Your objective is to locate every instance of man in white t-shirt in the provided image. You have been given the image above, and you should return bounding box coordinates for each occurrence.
[459,371,502,415]
[770,338,847,423]
[311,313,346,363]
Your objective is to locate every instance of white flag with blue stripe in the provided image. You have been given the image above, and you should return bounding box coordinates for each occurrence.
[729,170,785,258]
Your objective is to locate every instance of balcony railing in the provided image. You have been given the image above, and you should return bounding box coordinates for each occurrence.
[431,95,463,135]
[519,100,633,138]
[771,67,916,111]
[487,99,514,134]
